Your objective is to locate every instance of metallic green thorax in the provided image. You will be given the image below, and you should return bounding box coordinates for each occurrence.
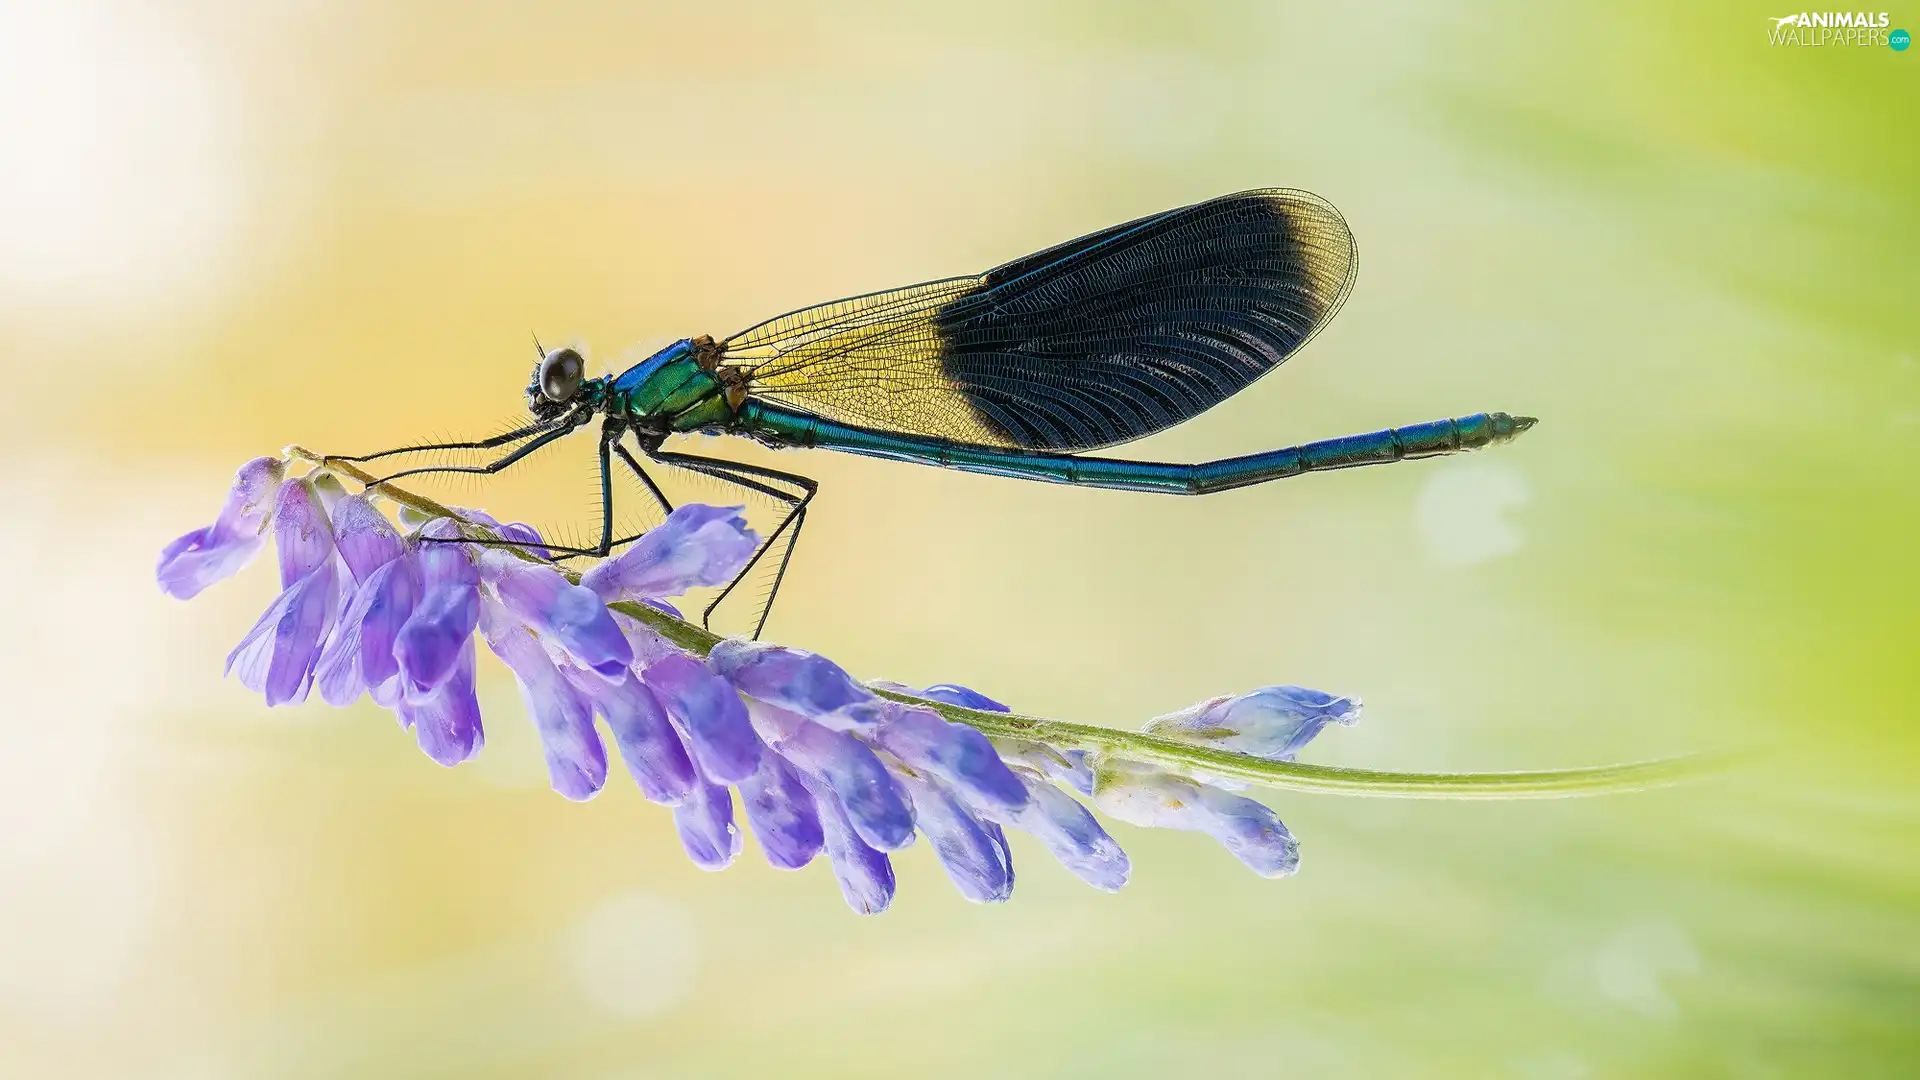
[607,338,736,432]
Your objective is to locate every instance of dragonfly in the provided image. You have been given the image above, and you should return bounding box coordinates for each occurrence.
[332,188,1535,637]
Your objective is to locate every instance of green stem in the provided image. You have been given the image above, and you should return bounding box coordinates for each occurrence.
[286,445,1722,801]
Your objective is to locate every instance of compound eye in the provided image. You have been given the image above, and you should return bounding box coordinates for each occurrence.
[538,347,585,402]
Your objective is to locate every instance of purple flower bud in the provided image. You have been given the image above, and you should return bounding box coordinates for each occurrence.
[872,706,1028,811]
[328,494,405,583]
[557,662,696,805]
[673,781,740,870]
[895,770,1013,903]
[397,637,484,766]
[481,605,607,801]
[1093,769,1298,878]
[641,652,761,784]
[990,773,1129,892]
[456,506,550,559]
[157,455,286,599]
[1191,783,1299,877]
[798,772,894,915]
[487,560,633,678]
[916,683,1010,712]
[225,559,340,707]
[737,753,823,870]
[272,478,336,588]
[581,504,757,602]
[1144,685,1361,762]
[709,639,887,732]
[746,701,914,852]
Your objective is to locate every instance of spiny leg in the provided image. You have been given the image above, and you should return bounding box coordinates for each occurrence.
[417,419,627,561]
[649,448,817,638]
[614,437,675,520]
[365,411,587,487]
[329,417,562,466]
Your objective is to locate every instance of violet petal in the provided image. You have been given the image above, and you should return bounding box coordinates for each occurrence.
[746,702,913,852]
[225,562,340,707]
[709,639,887,732]
[328,494,405,583]
[156,526,267,601]
[799,773,894,915]
[356,555,420,692]
[156,456,285,599]
[490,561,632,678]
[896,770,1013,904]
[641,652,761,783]
[394,582,479,701]
[481,605,607,800]
[272,478,336,588]
[673,781,741,870]
[873,707,1028,811]
[558,663,696,805]
[398,637,485,766]
[917,683,1010,712]
[737,753,823,870]
[580,504,757,601]
[1144,685,1362,762]
[993,774,1130,892]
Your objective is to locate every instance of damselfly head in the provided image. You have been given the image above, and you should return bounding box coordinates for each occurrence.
[527,346,586,418]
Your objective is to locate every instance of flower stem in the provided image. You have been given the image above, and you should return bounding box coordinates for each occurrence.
[287,445,1724,801]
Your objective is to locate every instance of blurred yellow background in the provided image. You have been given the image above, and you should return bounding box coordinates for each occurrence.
[1,1,1915,1077]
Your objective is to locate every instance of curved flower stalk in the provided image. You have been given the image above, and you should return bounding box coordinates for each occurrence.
[157,449,1717,914]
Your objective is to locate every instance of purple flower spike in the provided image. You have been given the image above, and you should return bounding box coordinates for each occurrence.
[225,560,339,707]
[673,781,741,871]
[896,770,1014,903]
[1145,685,1362,762]
[874,706,1029,812]
[993,774,1129,892]
[748,702,915,852]
[709,639,888,732]
[737,753,824,870]
[482,607,607,800]
[581,504,757,602]
[558,662,696,805]
[642,653,761,784]
[801,774,894,915]
[398,637,484,766]
[157,455,286,599]
[328,494,404,583]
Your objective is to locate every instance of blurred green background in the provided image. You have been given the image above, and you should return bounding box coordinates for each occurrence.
[1,1,1915,1077]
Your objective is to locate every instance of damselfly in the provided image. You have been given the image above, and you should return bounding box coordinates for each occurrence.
[332,189,1535,636]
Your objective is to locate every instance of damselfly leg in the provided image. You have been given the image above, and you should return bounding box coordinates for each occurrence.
[648,447,817,639]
